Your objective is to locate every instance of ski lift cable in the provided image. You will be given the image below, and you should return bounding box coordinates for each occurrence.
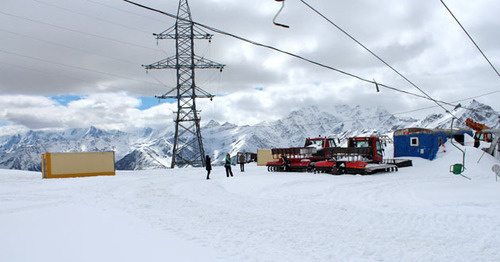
[121,0,459,111]
[440,0,500,78]
[248,88,500,129]
[298,0,455,117]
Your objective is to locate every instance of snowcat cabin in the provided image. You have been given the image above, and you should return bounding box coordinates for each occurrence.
[324,138,337,148]
[474,132,493,142]
[304,137,324,148]
[304,137,337,157]
[347,137,383,162]
[466,118,493,144]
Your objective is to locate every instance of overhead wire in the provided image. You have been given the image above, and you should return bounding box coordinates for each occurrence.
[298,0,454,116]
[0,48,164,87]
[121,0,462,111]
[389,90,500,116]
[0,10,157,51]
[4,0,490,121]
[0,60,108,87]
[0,6,174,94]
[101,0,497,117]
[147,71,171,89]
[31,0,152,35]
[0,28,139,66]
[249,91,500,129]
[86,0,168,24]
[440,0,500,78]
[448,90,500,114]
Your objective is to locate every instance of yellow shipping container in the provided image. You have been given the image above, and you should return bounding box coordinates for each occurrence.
[41,152,115,179]
[257,149,273,166]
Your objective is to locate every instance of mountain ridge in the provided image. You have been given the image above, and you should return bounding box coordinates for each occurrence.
[1,100,498,171]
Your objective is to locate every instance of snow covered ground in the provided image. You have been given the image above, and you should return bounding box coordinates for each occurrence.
[1,141,500,262]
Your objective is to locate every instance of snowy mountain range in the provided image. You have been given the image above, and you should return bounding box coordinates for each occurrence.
[0,100,498,171]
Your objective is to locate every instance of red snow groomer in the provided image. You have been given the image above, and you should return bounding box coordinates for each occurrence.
[267,136,411,175]
[266,137,337,172]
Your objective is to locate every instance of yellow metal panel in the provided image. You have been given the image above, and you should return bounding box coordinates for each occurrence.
[46,171,115,179]
[41,154,46,178]
[42,152,115,179]
[257,149,273,166]
[41,153,53,178]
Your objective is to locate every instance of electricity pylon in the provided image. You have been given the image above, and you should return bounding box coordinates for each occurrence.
[143,0,224,168]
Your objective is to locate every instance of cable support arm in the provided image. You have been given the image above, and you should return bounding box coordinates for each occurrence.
[143,55,224,70]
[154,25,213,40]
[156,90,214,100]
[143,56,176,69]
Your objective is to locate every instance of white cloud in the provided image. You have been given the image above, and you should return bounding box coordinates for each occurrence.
[0,93,159,131]
[0,0,498,134]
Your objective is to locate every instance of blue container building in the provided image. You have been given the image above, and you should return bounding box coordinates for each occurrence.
[393,128,473,160]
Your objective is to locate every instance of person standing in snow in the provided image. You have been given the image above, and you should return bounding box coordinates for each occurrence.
[205,155,212,180]
[281,154,289,172]
[225,153,234,177]
[239,153,245,172]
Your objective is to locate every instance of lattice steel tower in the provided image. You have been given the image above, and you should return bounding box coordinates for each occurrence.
[143,0,224,168]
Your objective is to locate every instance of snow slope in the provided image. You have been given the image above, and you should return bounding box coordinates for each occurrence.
[1,141,500,261]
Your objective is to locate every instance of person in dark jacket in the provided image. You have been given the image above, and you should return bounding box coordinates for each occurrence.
[282,154,289,172]
[239,153,245,172]
[225,153,233,177]
[206,155,212,180]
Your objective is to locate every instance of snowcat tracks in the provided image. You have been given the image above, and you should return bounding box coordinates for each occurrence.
[383,159,412,168]
[361,164,399,175]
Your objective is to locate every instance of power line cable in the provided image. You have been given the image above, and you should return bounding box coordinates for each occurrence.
[31,0,152,35]
[440,0,500,78]
[3,46,491,127]
[0,60,106,87]
[249,94,499,129]
[0,28,173,93]
[0,48,163,87]
[214,88,499,129]
[298,0,454,116]
[121,0,460,111]
[456,89,500,103]
[391,90,500,116]
[0,28,139,66]
[12,0,484,119]
[86,0,167,24]
[0,10,157,52]
[299,0,498,117]
[449,90,500,114]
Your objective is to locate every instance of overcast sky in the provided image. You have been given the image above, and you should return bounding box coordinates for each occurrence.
[1,0,499,135]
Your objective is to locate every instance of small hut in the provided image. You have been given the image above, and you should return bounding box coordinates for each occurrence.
[393,128,472,160]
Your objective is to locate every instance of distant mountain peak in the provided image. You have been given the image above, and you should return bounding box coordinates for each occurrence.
[417,100,499,129]
[1,101,497,171]
[221,122,237,128]
[204,120,221,129]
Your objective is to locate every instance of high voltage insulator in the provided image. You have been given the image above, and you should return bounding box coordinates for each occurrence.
[142,0,224,168]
